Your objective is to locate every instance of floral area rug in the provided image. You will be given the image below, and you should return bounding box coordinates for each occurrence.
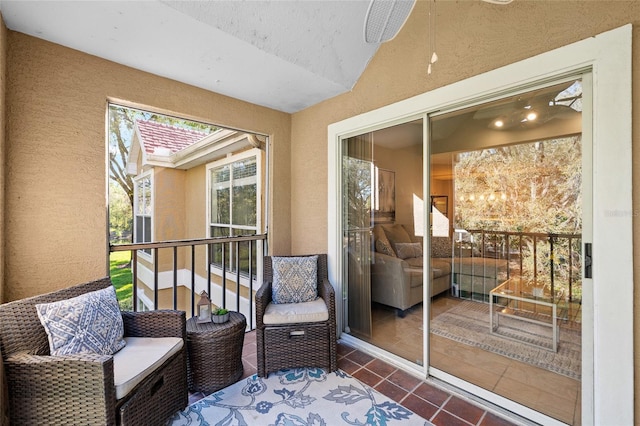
[168,367,432,426]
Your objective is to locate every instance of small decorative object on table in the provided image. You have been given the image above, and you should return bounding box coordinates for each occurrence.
[196,291,212,323]
[211,307,229,324]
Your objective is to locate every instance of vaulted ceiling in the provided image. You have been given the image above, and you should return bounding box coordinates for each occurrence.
[0,0,388,113]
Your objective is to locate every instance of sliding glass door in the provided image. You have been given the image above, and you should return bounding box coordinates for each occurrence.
[428,78,585,425]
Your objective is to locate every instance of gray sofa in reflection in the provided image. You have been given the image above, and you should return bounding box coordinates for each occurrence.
[370,224,508,315]
[371,224,451,316]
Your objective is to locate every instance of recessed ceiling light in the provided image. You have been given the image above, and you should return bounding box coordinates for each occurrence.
[526,112,538,121]
[494,119,504,128]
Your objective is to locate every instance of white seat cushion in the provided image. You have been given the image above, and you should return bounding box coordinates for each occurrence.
[263,298,329,325]
[112,336,183,400]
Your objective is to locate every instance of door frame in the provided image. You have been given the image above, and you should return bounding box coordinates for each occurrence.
[327,25,632,424]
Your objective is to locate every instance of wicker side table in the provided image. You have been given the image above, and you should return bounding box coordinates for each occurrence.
[186,311,246,394]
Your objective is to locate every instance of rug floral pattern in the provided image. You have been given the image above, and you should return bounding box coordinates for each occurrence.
[169,367,431,425]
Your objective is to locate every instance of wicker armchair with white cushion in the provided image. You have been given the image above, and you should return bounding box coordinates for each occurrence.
[255,254,337,377]
[0,277,187,425]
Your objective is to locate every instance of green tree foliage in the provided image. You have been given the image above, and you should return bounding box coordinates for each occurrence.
[109,106,136,207]
[343,157,373,230]
[454,136,582,234]
[453,137,582,298]
[109,181,132,243]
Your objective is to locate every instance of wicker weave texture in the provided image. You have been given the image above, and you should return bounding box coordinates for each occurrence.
[186,312,246,394]
[0,277,188,425]
[256,254,337,377]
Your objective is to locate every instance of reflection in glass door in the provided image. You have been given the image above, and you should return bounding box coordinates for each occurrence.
[428,79,584,425]
[341,119,425,365]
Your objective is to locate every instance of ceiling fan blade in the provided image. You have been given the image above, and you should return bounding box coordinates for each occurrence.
[364,0,416,43]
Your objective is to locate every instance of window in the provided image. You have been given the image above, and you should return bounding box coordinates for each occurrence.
[207,149,261,277]
[133,171,153,256]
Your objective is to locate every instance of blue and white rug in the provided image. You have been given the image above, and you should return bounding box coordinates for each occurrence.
[168,367,432,425]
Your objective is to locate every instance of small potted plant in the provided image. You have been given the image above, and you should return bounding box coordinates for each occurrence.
[211,307,229,324]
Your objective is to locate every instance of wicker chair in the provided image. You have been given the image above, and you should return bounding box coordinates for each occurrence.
[255,254,337,377]
[0,277,188,425]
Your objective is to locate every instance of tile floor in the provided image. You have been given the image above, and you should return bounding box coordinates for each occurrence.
[189,330,522,426]
[366,296,581,425]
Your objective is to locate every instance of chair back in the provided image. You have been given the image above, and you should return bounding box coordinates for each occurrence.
[263,254,328,286]
[0,277,112,358]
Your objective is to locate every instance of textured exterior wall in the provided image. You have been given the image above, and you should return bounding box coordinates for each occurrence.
[5,32,291,301]
[154,167,187,270]
[288,0,640,419]
[0,16,5,305]
[0,13,6,426]
[290,1,640,253]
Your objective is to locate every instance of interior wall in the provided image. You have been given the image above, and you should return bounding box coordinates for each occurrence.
[289,0,640,417]
[5,32,291,301]
[374,144,422,235]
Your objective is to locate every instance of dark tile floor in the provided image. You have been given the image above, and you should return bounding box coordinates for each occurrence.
[188,330,520,426]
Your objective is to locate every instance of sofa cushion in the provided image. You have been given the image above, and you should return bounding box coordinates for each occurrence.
[113,336,183,400]
[404,257,423,268]
[373,225,396,257]
[394,242,423,260]
[382,224,412,246]
[271,256,318,304]
[375,238,395,257]
[431,258,452,277]
[35,286,126,356]
[263,298,329,325]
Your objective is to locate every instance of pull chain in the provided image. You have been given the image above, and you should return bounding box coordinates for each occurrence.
[428,0,438,75]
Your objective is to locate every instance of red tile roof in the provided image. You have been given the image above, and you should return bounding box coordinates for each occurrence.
[136,120,209,155]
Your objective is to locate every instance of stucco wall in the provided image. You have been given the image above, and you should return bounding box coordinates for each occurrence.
[154,167,187,270]
[288,0,640,420]
[290,1,640,251]
[4,32,291,301]
[374,144,422,235]
[0,13,6,426]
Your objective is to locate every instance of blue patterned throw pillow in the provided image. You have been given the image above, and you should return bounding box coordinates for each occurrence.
[272,256,318,304]
[36,286,126,356]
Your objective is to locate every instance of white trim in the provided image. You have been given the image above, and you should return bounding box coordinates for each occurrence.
[328,25,632,424]
[136,291,154,312]
[133,170,154,263]
[205,147,264,283]
[135,263,257,326]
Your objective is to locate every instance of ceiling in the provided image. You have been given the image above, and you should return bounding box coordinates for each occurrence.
[0,0,386,113]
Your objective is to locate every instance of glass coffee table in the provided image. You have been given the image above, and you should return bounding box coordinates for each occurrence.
[489,278,564,352]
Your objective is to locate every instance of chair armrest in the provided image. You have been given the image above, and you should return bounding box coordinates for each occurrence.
[6,353,115,425]
[318,278,336,324]
[122,310,186,340]
[318,278,335,305]
[255,281,273,328]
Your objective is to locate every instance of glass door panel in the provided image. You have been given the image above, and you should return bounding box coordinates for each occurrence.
[429,79,583,424]
[341,119,425,365]
[342,133,373,339]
